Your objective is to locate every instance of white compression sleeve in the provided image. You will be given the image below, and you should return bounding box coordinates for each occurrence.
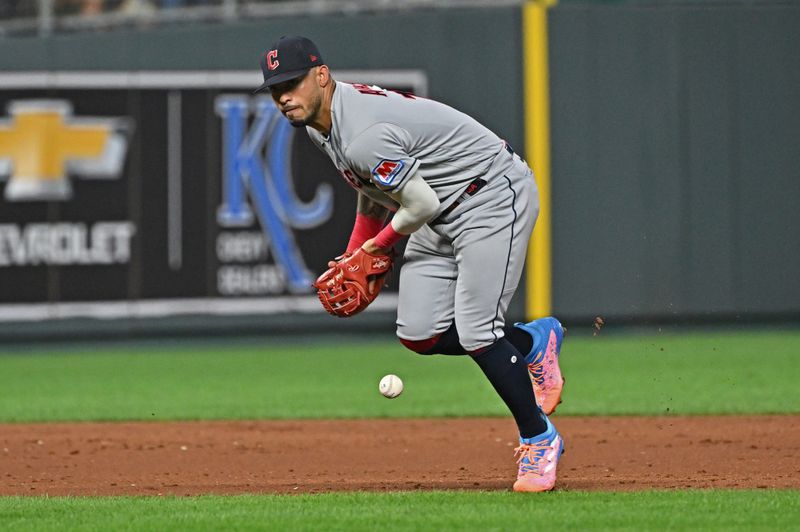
[386,173,440,234]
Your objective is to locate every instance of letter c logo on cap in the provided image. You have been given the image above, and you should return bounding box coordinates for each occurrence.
[267,50,279,71]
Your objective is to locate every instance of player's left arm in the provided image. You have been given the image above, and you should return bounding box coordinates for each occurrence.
[362,172,439,254]
[357,192,392,219]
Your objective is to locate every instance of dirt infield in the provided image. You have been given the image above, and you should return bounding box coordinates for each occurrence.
[2,416,798,495]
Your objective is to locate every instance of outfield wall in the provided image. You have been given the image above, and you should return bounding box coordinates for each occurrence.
[0,2,797,339]
[548,2,800,322]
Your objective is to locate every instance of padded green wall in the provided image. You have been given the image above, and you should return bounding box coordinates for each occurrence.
[548,2,800,320]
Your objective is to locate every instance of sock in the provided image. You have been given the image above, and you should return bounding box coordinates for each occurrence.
[426,322,534,357]
[471,338,547,438]
[505,326,534,358]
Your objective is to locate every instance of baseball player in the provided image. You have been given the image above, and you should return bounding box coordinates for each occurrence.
[255,36,567,492]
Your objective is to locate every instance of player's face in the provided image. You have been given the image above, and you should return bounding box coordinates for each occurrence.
[269,69,323,128]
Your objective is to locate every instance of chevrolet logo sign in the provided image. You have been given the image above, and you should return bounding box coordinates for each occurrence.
[0,100,131,202]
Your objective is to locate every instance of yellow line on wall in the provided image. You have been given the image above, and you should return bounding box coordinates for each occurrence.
[524,0,555,320]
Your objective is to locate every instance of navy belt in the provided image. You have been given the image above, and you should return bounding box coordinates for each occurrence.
[431,177,488,225]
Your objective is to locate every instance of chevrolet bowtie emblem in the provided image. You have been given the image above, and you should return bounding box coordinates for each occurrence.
[0,100,131,202]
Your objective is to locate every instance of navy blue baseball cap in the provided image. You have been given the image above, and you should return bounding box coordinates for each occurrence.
[254,36,324,93]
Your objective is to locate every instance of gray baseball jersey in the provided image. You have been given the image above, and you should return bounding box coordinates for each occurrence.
[309,81,539,351]
[307,82,505,216]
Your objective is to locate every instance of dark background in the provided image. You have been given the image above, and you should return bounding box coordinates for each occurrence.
[0,2,798,338]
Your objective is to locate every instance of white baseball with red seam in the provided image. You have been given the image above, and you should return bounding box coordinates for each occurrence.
[379,374,403,398]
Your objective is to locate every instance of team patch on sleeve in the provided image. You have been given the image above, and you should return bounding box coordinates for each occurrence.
[371,159,406,185]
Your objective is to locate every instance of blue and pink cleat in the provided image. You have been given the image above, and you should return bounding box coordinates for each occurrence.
[513,414,564,492]
[514,317,566,415]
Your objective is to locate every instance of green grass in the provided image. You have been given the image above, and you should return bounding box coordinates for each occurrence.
[0,490,798,531]
[0,330,798,422]
[1,332,797,529]
[559,329,800,415]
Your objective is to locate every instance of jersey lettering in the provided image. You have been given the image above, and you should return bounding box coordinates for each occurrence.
[338,168,363,189]
[390,89,417,100]
[371,160,405,185]
[352,84,387,97]
[352,84,418,101]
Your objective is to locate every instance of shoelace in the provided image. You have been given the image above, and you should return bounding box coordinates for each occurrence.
[514,440,553,478]
[528,355,547,388]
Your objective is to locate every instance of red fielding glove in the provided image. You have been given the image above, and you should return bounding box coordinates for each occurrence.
[314,248,394,317]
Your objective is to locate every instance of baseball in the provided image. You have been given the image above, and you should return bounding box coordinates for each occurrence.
[379,374,403,398]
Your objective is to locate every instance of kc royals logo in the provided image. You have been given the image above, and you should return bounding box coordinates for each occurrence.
[214,96,334,293]
[0,100,130,202]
